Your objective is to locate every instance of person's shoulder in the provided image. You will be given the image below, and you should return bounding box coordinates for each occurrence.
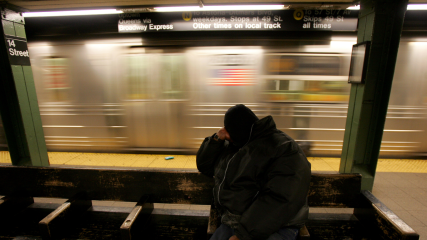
[268,129,295,143]
[268,130,301,155]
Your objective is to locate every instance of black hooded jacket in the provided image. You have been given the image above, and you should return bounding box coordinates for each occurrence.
[196,115,311,240]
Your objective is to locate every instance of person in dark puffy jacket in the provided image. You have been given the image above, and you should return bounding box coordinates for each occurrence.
[197,104,311,240]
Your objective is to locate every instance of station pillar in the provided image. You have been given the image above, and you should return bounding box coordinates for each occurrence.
[0,7,49,166]
[340,0,408,190]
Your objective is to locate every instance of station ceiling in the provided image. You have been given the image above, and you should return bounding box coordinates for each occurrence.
[3,0,427,11]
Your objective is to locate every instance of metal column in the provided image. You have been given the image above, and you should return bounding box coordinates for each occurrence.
[340,0,408,190]
[0,7,49,166]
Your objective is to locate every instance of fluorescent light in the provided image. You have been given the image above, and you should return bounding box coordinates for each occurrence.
[347,4,427,11]
[23,9,123,17]
[408,41,427,46]
[407,4,427,10]
[154,5,286,12]
[154,6,199,12]
[346,5,360,10]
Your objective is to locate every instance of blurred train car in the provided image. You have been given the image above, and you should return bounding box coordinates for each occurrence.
[1,11,426,158]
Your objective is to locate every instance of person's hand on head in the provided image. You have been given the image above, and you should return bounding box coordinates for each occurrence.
[217,127,232,142]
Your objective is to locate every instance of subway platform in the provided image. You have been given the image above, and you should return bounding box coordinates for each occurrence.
[1,151,427,239]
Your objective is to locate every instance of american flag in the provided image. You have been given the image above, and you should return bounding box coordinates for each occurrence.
[209,68,256,86]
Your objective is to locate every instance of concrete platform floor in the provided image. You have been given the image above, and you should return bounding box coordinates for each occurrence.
[1,151,426,239]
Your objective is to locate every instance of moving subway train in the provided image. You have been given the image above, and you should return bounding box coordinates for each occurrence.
[1,13,426,158]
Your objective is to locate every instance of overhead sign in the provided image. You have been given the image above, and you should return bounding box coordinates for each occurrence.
[118,9,358,33]
[4,36,31,66]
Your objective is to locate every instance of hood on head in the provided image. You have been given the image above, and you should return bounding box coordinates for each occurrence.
[224,104,259,147]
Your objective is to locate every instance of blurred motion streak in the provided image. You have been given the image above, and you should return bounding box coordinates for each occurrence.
[23,36,427,158]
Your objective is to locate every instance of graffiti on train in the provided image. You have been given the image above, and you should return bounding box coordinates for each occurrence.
[117,9,358,33]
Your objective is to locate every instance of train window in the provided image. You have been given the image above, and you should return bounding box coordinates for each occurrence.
[159,55,188,99]
[264,79,349,102]
[267,57,297,73]
[266,80,290,91]
[296,56,340,75]
[126,55,153,100]
[42,57,71,102]
[263,54,349,102]
[265,55,341,76]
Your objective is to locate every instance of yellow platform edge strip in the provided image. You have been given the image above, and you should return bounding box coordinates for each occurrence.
[1,151,427,173]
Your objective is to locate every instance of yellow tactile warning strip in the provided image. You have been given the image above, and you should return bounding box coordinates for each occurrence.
[0,151,11,164]
[1,151,427,173]
[45,152,198,169]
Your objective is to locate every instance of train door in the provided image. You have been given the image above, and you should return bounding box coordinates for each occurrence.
[27,42,130,152]
[123,48,189,149]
